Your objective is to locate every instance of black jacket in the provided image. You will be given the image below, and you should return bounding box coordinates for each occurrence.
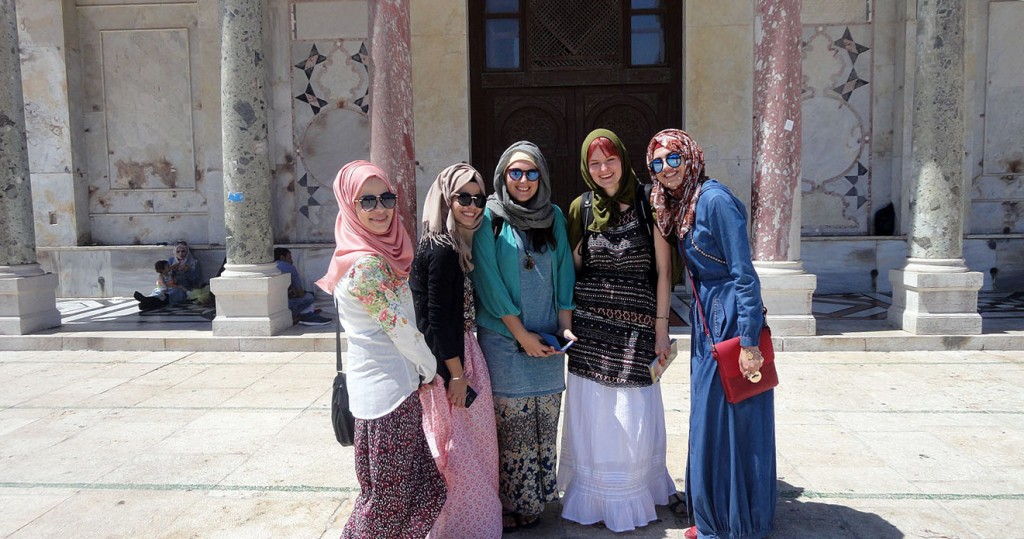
[409,239,465,383]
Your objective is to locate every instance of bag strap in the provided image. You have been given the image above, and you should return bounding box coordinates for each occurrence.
[334,297,343,374]
[685,258,715,346]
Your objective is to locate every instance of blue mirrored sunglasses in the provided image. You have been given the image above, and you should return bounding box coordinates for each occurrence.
[649,153,683,174]
[507,168,540,182]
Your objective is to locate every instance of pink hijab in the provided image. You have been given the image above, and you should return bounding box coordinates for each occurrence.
[315,160,414,293]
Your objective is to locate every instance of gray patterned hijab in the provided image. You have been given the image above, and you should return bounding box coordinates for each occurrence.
[486,141,555,230]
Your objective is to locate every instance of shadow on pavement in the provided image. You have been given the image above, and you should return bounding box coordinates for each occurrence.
[774,481,903,539]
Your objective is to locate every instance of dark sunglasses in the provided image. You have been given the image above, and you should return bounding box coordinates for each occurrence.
[649,153,683,174]
[356,192,398,211]
[453,192,486,208]
[507,168,540,182]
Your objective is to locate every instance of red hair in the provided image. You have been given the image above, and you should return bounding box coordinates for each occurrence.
[586,136,619,162]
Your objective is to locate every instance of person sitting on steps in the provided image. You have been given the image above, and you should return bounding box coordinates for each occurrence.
[134,260,172,311]
[275,247,331,326]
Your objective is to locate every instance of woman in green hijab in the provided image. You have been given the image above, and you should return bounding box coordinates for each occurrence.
[558,129,682,532]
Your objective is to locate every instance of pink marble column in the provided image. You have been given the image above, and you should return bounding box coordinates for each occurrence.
[750,0,817,336]
[369,0,417,237]
[751,0,802,262]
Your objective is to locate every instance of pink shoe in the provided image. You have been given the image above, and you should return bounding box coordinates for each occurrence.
[685,526,698,539]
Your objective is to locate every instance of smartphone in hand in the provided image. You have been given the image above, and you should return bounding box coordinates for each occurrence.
[445,377,478,408]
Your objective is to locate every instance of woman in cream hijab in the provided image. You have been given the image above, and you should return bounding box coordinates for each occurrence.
[410,163,502,538]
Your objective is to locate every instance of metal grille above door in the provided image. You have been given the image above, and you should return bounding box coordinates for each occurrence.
[529,0,621,69]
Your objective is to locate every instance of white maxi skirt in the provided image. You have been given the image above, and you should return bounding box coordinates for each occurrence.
[557,373,677,532]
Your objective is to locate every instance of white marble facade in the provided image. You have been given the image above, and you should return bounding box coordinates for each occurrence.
[14,0,1024,297]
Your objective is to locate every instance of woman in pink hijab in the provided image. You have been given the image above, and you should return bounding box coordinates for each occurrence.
[317,160,446,539]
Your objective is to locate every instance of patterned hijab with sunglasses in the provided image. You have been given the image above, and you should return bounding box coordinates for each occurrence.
[487,141,554,231]
[645,128,707,240]
[316,160,414,294]
[421,163,485,272]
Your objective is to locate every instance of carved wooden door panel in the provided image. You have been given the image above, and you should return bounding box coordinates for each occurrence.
[470,0,681,211]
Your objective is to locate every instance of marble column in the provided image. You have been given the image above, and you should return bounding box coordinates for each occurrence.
[369,0,416,237]
[888,0,982,335]
[750,0,816,335]
[0,0,60,335]
[209,0,290,336]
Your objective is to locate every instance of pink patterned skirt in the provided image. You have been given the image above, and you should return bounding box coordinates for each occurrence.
[420,331,502,538]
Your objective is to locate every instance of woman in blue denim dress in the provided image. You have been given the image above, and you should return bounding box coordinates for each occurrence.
[646,129,776,539]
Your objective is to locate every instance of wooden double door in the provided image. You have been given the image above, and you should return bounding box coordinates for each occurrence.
[469,0,683,211]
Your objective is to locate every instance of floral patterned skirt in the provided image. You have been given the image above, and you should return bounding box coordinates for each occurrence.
[343,394,446,539]
[493,393,562,518]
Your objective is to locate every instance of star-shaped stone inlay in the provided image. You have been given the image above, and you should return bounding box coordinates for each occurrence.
[351,42,368,65]
[294,44,328,79]
[843,162,869,208]
[833,27,869,64]
[834,68,869,101]
[295,83,328,114]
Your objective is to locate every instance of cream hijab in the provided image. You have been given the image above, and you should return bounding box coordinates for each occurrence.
[421,163,484,272]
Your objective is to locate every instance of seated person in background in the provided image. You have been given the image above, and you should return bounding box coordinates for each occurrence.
[167,241,202,304]
[134,259,173,311]
[275,247,331,326]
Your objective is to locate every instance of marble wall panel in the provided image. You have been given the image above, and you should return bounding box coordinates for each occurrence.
[685,8,753,195]
[89,214,208,246]
[102,29,195,191]
[963,238,1000,291]
[801,0,871,25]
[801,23,873,235]
[873,238,907,293]
[802,238,879,293]
[990,237,1024,291]
[76,3,211,244]
[50,249,110,297]
[411,0,470,224]
[982,2,1024,177]
[293,1,368,40]
[969,202,1024,235]
[30,173,82,247]
[289,38,371,243]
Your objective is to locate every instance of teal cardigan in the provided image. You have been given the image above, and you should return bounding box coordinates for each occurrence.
[470,207,575,339]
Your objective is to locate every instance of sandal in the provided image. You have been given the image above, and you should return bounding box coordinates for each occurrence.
[667,492,689,517]
[516,514,541,530]
[502,512,520,534]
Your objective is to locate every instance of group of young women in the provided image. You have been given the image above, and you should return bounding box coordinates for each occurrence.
[318,128,777,539]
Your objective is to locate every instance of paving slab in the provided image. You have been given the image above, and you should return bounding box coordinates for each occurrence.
[1,349,1023,538]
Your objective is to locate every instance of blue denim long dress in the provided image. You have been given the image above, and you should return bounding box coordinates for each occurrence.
[684,180,776,539]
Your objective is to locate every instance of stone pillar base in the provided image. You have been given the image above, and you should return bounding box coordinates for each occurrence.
[888,258,983,335]
[209,264,291,337]
[0,265,62,335]
[754,260,817,336]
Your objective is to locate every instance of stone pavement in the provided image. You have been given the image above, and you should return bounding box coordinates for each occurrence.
[1,347,1022,538]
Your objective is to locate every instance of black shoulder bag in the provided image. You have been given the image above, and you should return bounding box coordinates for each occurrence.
[331,300,356,446]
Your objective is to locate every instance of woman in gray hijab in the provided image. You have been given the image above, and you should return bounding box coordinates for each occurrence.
[470,141,576,532]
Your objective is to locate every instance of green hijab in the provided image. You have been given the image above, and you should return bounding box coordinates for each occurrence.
[567,128,641,248]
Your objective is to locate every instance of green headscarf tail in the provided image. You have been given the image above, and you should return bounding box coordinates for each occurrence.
[568,128,641,248]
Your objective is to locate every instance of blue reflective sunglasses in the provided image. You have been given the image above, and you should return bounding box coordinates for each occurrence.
[507,168,541,182]
[649,153,683,174]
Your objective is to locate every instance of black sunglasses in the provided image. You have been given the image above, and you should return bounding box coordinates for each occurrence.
[356,192,398,211]
[507,168,540,182]
[453,192,486,208]
[649,153,683,174]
